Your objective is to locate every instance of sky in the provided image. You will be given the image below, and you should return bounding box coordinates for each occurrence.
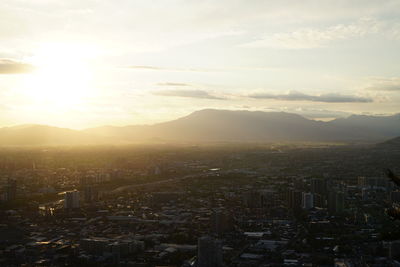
[0,0,400,129]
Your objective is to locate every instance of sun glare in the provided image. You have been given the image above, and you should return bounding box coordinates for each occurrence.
[24,43,95,108]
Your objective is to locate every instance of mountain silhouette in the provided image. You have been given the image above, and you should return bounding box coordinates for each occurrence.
[0,124,105,146]
[1,109,399,145]
[84,109,400,143]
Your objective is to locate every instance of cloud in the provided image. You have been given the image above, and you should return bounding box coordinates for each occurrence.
[259,107,351,119]
[153,89,225,100]
[366,77,400,91]
[248,91,372,103]
[241,18,394,49]
[156,82,191,87]
[127,65,163,70]
[0,59,34,74]
[370,85,400,91]
[123,65,229,72]
[289,108,351,119]
[125,65,217,72]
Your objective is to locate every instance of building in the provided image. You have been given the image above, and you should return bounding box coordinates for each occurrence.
[259,190,276,208]
[310,178,328,207]
[335,191,345,213]
[294,179,306,190]
[287,189,302,212]
[358,176,366,187]
[80,237,110,255]
[314,193,325,208]
[64,190,80,209]
[391,191,400,203]
[362,188,369,201]
[152,192,182,203]
[212,209,233,236]
[328,191,345,214]
[302,192,314,210]
[197,236,223,267]
[84,186,98,203]
[311,178,327,196]
[6,178,17,201]
[390,241,400,260]
[358,176,392,189]
[243,190,263,208]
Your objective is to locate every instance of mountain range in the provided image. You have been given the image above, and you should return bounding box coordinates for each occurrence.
[0,109,399,146]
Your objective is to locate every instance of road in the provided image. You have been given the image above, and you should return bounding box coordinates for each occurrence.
[110,172,206,194]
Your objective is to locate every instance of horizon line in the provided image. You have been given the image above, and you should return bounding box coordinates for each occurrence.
[0,108,398,131]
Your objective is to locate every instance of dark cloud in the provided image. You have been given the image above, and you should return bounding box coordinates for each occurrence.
[0,59,34,74]
[249,91,372,103]
[153,89,225,100]
[156,82,191,87]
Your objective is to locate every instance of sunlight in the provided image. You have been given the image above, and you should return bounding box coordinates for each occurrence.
[24,43,95,108]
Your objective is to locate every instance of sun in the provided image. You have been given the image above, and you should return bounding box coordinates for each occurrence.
[24,43,95,108]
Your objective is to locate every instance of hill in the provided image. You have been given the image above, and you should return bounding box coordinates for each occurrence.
[1,109,399,145]
[0,124,106,146]
[84,109,400,143]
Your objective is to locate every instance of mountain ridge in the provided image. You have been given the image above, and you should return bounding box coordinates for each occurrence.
[1,109,399,145]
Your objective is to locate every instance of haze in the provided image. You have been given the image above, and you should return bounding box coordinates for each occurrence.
[0,0,400,129]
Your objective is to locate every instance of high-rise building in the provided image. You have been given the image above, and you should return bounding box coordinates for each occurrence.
[6,178,17,202]
[362,188,369,201]
[302,192,314,210]
[287,189,302,212]
[328,191,336,213]
[335,192,345,213]
[212,209,233,236]
[197,236,223,267]
[311,179,327,196]
[313,193,325,208]
[84,186,98,203]
[64,190,80,209]
[328,191,345,214]
[310,178,328,208]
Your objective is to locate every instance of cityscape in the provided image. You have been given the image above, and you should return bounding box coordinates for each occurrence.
[0,141,399,266]
[1,0,400,266]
